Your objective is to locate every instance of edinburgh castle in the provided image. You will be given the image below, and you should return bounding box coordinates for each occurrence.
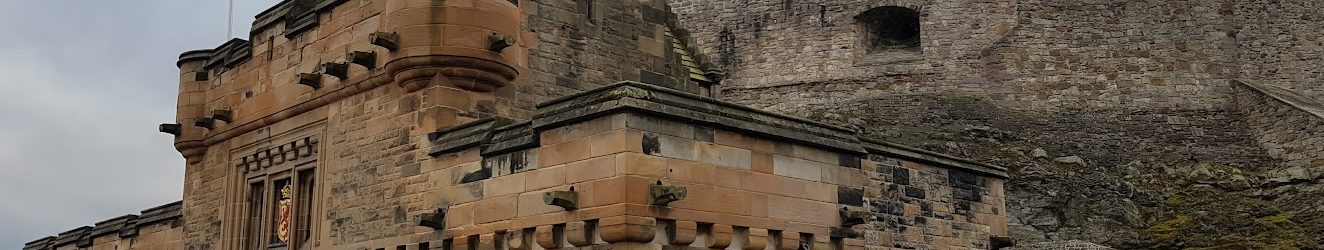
[24,0,1324,249]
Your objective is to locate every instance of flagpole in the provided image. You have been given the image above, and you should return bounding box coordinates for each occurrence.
[227,0,235,39]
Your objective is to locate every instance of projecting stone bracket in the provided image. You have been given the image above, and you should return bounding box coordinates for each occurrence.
[320,62,349,80]
[418,207,447,230]
[346,51,377,69]
[649,181,687,206]
[839,208,869,227]
[369,32,400,51]
[193,117,214,129]
[489,34,516,52]
[159,123,181,136]
[297,73,321,89]
[543,189,579,210]
[211,109,232,123]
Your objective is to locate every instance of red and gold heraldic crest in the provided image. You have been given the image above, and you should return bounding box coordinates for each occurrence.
[276,185,293,243]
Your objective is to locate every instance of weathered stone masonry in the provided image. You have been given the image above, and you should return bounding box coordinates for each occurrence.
[26,0,1010,250]
[668,0,1324,247]
[24,202,182,250]
[1235,81,1324,169]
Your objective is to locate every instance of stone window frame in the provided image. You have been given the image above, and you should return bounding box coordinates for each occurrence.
[853,5,925,65]
[234,134,322,250]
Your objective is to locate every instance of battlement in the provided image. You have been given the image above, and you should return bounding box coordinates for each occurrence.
[24,201,182,250]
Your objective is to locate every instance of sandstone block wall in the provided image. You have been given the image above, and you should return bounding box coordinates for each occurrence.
[339,82,1008,250]
[159,0,716,249]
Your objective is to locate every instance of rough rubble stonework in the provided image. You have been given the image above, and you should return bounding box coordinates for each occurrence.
[668,0,1324,248]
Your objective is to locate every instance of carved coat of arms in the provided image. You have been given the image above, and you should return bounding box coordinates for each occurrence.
[276,185,293,243]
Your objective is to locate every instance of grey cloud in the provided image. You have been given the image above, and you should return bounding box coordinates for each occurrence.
[0,0,280,248]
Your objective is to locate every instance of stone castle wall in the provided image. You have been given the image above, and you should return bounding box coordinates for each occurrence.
[1234,0,1324,101]
[1235,82,1324,169]
[667,0,1324,247]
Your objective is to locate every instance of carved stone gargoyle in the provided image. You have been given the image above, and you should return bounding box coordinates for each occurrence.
[544,188,579,210]
[649,181,688,206]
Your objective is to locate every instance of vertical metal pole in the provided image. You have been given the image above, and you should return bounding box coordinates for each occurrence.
[227,0,235,39]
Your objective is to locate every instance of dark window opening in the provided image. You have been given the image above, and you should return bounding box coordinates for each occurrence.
[856,6,921,53]
[245,182,265,250]
[296,169,315,246]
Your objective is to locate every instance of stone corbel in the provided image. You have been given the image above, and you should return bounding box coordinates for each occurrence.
[699,224,734,249]
[211,109,232,123]
[662,220,698,246]
[369,32,399,51]
[297,73,321,89]
[566,221,598,247]
[321,62,349,80]
[507,228,534,250]
[158,123,181,136]
[597,216,656,243]
[543,188,578,210]
[534,224,564,249]
[737,227,769,250]
[346,51,377,69]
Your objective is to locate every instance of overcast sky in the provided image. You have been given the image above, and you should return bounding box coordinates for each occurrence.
[0,0,280,248]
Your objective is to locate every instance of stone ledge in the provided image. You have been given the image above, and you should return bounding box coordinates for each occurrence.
[860,139,1009,178]
[1237,80,1324,120]
[529,81,1009,178]
[22,236,55,250]
[429,118,519,157]
[483,122,538,156]
[534,81,866,155]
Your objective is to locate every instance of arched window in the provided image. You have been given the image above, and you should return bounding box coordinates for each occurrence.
[856,6,921,54]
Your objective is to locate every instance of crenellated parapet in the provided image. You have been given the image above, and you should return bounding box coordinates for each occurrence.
[24,201,183,250]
